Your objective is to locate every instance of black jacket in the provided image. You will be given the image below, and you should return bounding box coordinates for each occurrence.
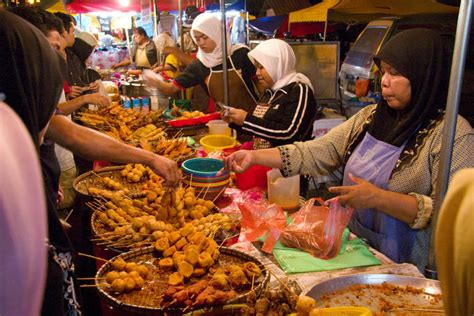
[237,82,317,146]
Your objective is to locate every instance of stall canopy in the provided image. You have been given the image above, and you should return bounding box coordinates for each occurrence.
[288,0,339,24]
[249,14,288,36]
[67,0,141,13]
[289,0,459,24]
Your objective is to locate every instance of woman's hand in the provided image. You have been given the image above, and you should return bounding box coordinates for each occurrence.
[328,173,382,209]
[85,93,110,109]
[227,108,247,126]
[88,81,100,92]
[147,155,180,187]
[68,86,83,99]
[223,150,254,173]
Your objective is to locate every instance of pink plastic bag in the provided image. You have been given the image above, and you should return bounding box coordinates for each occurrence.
[238,201,286,253]
[280,197,353,259]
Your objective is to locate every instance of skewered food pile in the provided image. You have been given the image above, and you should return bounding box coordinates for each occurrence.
[94,247,268,312]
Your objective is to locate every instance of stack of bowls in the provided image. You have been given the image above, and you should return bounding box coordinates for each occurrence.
[181,158,230,201]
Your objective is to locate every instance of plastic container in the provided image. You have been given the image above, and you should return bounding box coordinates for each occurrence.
[181,158,230,200]
[267,169,300,211]
[235,165,271,190]
[199,134,236,153]
[207,120,232,136]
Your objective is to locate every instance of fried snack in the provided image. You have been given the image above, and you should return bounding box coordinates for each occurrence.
[177,261,194,278]
[158,258,174,270]
[168,272,184,286]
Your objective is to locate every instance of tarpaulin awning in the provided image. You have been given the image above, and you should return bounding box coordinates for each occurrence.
[329,0,459,22]
[67,0,141,13]
[289,0,458,24]
[289,0,339,23]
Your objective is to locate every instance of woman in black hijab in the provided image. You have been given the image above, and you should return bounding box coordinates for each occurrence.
[0,10,82,315]
[223,29,474,270]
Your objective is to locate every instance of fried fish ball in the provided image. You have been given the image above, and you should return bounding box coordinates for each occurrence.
[204,200,215,210]
[296,296,316,315]
[158,258,174,270]
[211,248,220,260]
[111,257,127,271]
[163,245,177,257]
[175,237,188,250]
[177,261,194,278]
[151,230,164,241]
[125,262,139,272]
[243,262,262,279]
[136,265,149,278]
[210,273,229,290]
[229,269,248,288]
[105,271,120,284]
[133,276,145,289]
[123,277,136,293]
[154,237,170,253]
[118,271,129,279]
[146,191,158,203]
[179,223,195,237]
[168,272,184,286]
[198,252,214,268]
[110,278,126,293]
[184,248,199,265]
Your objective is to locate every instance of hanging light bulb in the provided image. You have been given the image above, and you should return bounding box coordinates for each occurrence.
[119,0,130,7]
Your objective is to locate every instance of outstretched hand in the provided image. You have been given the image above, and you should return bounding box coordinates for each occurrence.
[223,150,254,173]
[328,173,381,209]
[148,155,180,187]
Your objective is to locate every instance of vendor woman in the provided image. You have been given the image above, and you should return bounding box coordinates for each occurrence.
[223,39,317,149]
[223,29,474,271]
[112,27,158,70]
[144,13,259,113]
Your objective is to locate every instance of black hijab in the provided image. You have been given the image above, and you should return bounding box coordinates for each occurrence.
[369,29,450,146]
[0,9,63,148]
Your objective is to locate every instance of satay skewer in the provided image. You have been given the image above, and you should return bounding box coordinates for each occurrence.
[78,252,109,263]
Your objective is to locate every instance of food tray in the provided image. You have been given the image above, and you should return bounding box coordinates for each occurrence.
[73,166,146,198]
[167,112,220,127]
[95,246,270,315]
[305,274,443,313]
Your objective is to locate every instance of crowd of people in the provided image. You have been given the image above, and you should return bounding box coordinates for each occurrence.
[0,5,473,316]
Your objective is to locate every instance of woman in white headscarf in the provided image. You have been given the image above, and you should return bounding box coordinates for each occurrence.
[144,13,259,113]
[224,39,317,149]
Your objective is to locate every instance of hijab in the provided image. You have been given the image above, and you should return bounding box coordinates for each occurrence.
[369,28,449,146]
[154,32,176,63]
[0,9,63,148]
[191,12,247,68]
[248,39,314,92]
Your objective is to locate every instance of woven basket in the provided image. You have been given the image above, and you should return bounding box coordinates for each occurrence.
[95,246,270,315]
[73,166,146,198]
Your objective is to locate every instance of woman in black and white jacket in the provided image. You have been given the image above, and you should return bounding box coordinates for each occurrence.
[224,39,317,149]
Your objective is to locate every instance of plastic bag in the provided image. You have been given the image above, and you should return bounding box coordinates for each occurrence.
[280,197,353,259]
[238,200,286,253]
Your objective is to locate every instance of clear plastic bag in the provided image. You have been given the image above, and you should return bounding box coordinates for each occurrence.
[280,198,353,259]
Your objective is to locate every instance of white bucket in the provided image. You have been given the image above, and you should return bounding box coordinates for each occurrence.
[207,120,232,136]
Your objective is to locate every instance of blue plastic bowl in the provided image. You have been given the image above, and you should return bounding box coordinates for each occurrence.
[181,158,227,177]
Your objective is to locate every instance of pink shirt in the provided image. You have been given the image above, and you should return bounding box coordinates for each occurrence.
[0,102,48,316]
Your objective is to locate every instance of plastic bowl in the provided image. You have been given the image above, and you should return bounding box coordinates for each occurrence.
[181,158,227,177]
[199,134,236,153]
[181,158,230,200]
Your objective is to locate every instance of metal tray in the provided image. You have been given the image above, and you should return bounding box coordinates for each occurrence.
[306,274,443,312]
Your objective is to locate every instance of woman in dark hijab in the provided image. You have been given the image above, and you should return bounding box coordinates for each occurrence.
[0,9,82,315]
[223,29,474,271]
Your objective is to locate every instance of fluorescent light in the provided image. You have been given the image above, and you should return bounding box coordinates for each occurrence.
[119,0,130,7]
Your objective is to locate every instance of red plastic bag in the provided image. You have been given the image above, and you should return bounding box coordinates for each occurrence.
[238,201,286,254]
[280,197,353,259]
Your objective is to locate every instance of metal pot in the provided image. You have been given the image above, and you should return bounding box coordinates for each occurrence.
[121,80,149,97]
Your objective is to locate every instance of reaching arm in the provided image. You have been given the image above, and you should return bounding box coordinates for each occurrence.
[143,71,181,95]
[112,58,131,69]
[45,115,179,185]
[58,93,110,115]
[223,148,282,173]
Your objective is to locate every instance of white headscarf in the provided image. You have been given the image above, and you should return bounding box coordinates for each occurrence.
[154,32,176,63]
[248,39,314,92]
[191,13,246,68]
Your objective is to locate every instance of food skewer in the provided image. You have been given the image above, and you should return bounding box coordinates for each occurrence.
[78,252,109,263]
